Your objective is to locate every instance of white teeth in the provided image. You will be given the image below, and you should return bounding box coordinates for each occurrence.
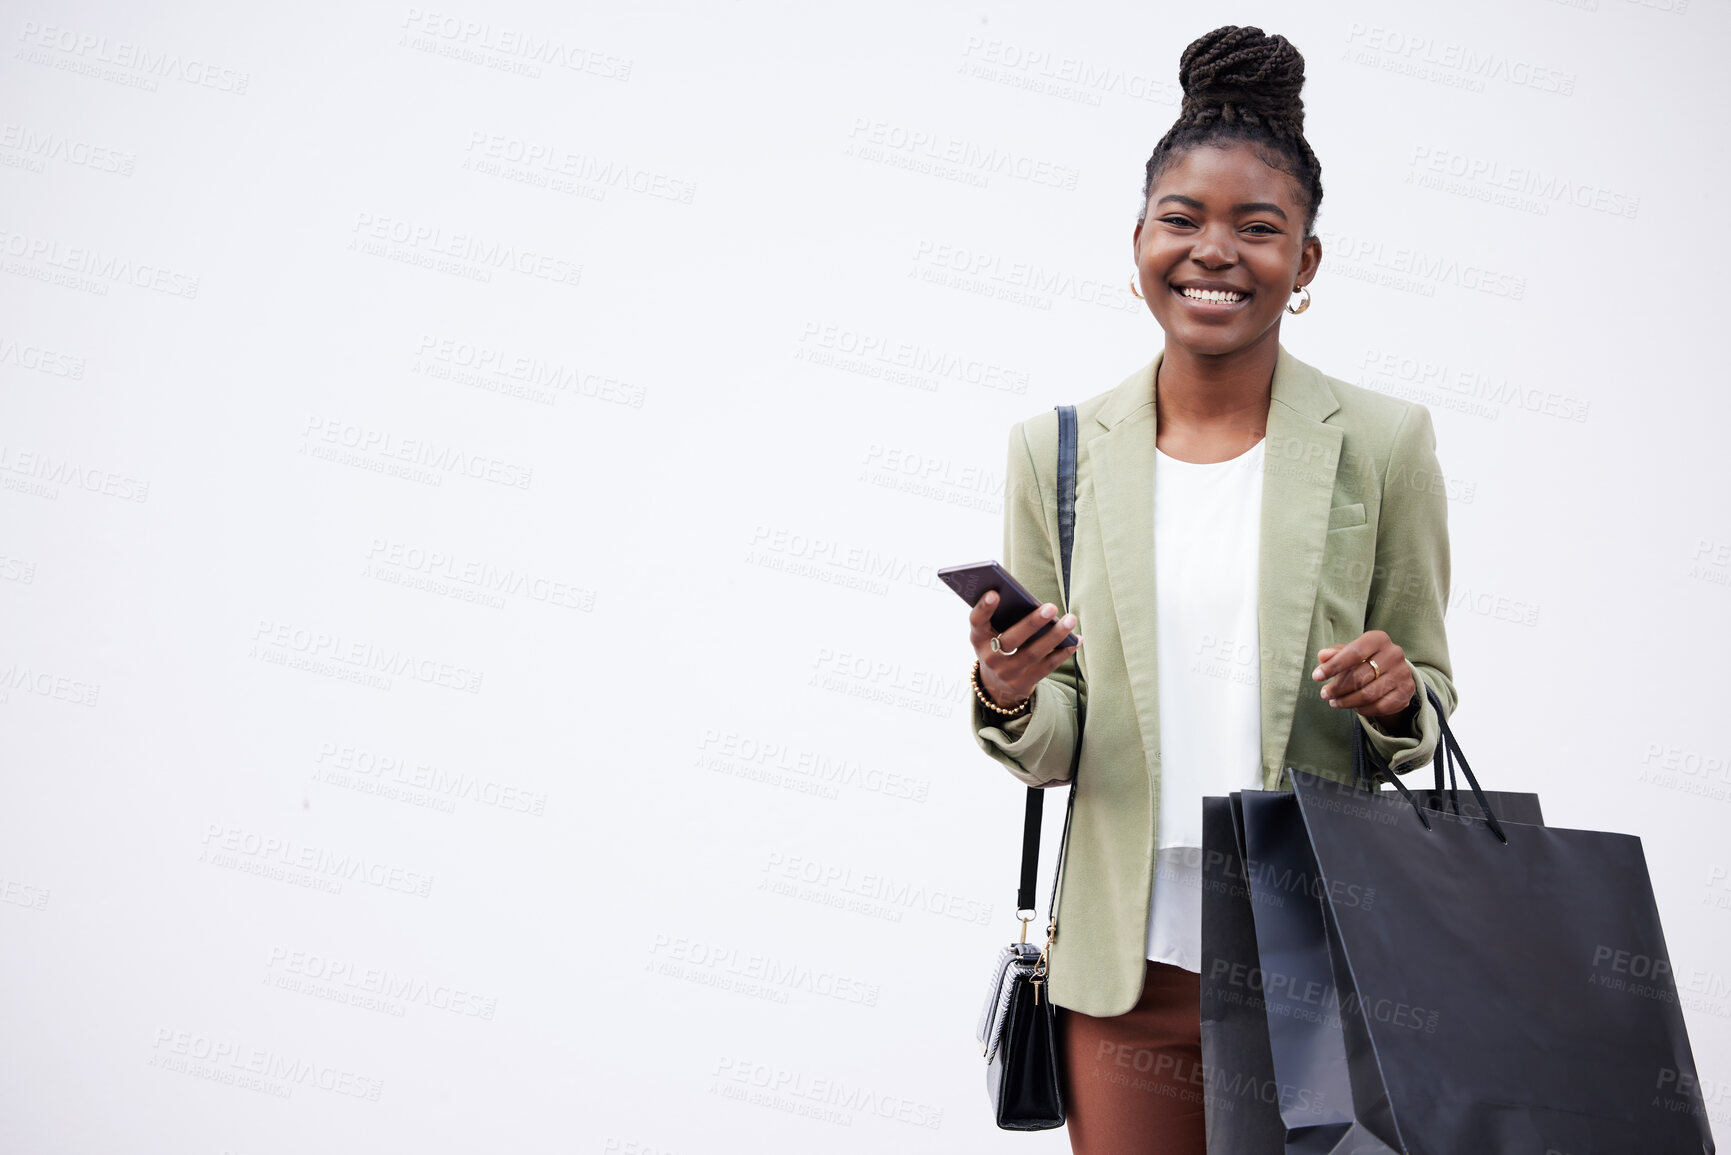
[1180,286,1245,303]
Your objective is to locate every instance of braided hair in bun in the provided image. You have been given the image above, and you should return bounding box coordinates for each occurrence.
[1138,26,1324,236]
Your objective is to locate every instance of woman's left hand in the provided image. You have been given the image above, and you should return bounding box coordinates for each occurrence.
[1312,630,1418,718]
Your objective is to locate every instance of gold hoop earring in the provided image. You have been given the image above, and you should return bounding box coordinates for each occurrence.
[1129,273,1145,300]
[1286,284,1311,315]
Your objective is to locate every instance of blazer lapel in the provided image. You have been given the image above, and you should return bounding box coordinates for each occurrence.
[1088,357,1162,776]
[1257,347,1342,784]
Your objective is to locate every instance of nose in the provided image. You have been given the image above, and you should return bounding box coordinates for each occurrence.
[1190,221,1237,268]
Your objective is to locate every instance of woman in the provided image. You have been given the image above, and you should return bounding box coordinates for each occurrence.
[963,26,1455,1154]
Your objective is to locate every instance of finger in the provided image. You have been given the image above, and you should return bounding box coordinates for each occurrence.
[998,603,1065,653]
[1327,655,1402,705]
[1025,617,1080,664]
[1314,631,1388,681]
[967,591,1001,647]
[1324,638,1407,705]
[1332,666,1412,713]
[1313,644,1364,683]
[970,596,1060,656]
[1323,648,1409,704]
[1314,639,1369,681]
[1319,656,1375,702]
[1326,673,1389,711]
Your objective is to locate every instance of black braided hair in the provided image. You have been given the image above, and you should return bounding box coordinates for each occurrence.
[1138,26,1324,237]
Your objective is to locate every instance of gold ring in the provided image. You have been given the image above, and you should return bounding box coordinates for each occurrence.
[1366,658,1381,680]
[991,635,1019,657]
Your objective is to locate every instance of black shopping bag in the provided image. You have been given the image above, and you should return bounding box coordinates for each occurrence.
[1234,785,1548,1155]
[1200,794,1294,1153]
[1287,713,1715,1152]
[1203,720,1550,1154]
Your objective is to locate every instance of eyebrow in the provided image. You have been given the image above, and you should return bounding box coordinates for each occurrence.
[1156,194,1288,220]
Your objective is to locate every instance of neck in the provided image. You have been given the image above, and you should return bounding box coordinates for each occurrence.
[1155,333,1281,425]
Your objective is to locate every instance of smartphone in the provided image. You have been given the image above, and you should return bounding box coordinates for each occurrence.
[938,560,1079,649]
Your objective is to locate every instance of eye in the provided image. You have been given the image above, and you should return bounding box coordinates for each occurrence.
[1158,214,1196,229]
[1242,223,1281,236]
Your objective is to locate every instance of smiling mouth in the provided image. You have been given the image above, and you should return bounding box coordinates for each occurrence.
[1176,286,1247,304]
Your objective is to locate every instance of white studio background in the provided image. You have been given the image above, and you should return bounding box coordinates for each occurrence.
[2,1,1727,1152]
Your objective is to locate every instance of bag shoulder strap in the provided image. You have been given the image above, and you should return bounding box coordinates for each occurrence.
[1015,406,1084,925]
[1057,405,1077,596]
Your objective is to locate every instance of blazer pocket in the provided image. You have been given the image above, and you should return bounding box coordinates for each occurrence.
[1327,503,1367,531]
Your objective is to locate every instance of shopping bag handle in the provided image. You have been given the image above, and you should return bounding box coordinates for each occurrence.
[1353,686,1508,844]
[1351,721,1429,828]
[1354,695,1456,810]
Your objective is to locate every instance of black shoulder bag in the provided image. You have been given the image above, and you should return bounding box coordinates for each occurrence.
[974,404,1085,1131]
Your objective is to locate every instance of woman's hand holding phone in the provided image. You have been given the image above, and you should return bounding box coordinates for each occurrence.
[968,592,1080,710]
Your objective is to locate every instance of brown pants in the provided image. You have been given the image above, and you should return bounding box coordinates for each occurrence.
[1058,960,1207,1155]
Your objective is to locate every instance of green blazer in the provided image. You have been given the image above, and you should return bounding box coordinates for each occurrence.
[971,345,1455,1018]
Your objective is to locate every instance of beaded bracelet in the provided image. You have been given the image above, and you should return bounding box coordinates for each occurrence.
[972,659,1031,718]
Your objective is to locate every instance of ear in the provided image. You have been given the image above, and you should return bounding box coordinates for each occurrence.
[1132,217,1144,262]
[1296,233,1322,286]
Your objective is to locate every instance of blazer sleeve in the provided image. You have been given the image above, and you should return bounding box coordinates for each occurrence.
[1357,402,1456,771]
[967,419,1081,789]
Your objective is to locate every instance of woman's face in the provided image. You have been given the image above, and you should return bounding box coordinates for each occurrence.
[1132,142,1322,364]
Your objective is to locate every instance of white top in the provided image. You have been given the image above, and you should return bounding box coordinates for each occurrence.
[1146,438,1268,970]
